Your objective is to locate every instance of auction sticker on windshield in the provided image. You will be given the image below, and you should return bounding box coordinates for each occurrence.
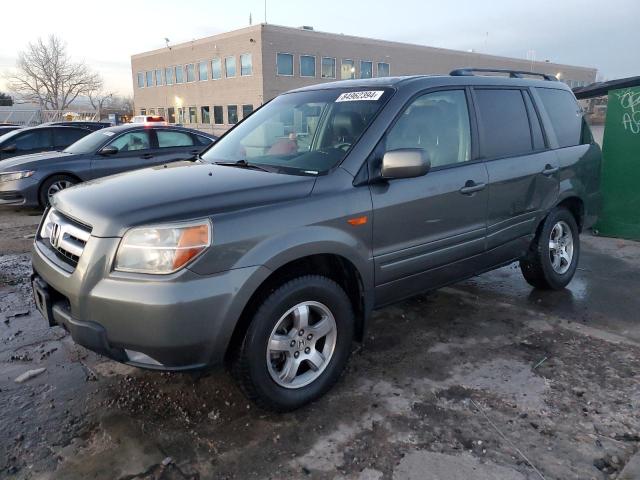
[336,91,384,102]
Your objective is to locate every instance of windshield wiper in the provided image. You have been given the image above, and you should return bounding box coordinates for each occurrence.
[214,159,272,172]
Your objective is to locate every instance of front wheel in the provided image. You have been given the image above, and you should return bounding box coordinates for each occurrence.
[232,275,355,411]
[520,207,580,290]
[39,175,77,208]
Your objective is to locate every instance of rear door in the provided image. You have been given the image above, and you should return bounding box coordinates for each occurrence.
[370,88,489,305]
[474,87,559,258]
[89,130,154,179]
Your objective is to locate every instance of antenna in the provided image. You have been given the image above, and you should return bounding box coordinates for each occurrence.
[164,38,172,50]
[264,0,267,23]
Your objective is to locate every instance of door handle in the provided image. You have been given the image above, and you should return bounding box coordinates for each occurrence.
[141,153,154,159]
[459,181,486,195]
[542,165,559,176]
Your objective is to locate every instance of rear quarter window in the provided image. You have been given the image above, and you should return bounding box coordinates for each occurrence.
[536,88,584,148]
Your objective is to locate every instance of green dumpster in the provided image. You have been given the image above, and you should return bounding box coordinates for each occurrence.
[595,86,640,240]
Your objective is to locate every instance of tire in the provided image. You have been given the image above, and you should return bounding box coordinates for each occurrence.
[232,275,355,412]
[520,207,580,290]
[39,174,77,208]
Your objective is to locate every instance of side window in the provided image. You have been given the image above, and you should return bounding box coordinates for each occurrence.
[14,129,51,150]
[108,131,151,152]
[536,88,584,147]
[474,89,532,158]
[194,135,212,146]
[385,90,471,168]
[156,130,194,148]
[523,92,545,150]
[53,128,88,148]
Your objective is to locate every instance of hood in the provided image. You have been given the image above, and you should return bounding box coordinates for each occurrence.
[0,151,74,171]
[52,161,316,237]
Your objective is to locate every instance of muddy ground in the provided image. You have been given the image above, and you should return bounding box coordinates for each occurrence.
[1,207,639,480]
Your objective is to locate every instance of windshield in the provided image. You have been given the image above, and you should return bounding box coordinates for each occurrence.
[64,129,114,154]
[200,88,392,174]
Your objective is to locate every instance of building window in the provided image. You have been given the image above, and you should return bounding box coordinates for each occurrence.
[276,53,294,76]
[145,71,153,87]
[165,67,174,85]
[227,105,238,124]
[242,104,254,119]
[211,58,222,80]
[137,72,144,88]
[201,106,211,123]
[175,65,184,83]
[341,59,355,80]
[167,107,175,123]
[148,108,156,115]
[213,105,224,124]
[240,54,252,76]
[158,107,166,118]
[300,55,316,77]
[321,57,336,79]
[360,61,373,79]
[377,62,390,77]
[188,106,197,123]
[140,108,146,115]
[225,56,236,77]
[155,68,163,86]
[186,64,196,82]
[198,61,208,81]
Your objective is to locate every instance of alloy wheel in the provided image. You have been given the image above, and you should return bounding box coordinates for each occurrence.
[549,220,574,274]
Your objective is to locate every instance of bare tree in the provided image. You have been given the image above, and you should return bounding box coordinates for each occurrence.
[5,35,102,111]
[88,89,114,119]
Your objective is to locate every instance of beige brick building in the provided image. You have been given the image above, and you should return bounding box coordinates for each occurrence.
[131,24,597,134]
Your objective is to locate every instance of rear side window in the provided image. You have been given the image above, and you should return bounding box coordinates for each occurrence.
[156,130,194,148]
[53,128,88,147]
[523,92,545,150]
[536,88,583,148]
[194,134,213,146]
[475,89,532,158]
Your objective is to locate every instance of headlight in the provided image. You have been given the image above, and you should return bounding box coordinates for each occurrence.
[0,170,35,183]
[40,208,56,239]
[114,220,212,274]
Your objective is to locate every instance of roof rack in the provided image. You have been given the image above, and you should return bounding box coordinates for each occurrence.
[450,68,558,81]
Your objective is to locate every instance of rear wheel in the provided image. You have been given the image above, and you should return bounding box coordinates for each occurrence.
[520,207,580,290]
[232,275,354,411]
[39,175,77,207]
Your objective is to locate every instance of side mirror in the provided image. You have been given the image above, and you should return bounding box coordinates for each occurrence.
[98,145,119,155]
[1,144,17,154]
[381,148,430,180]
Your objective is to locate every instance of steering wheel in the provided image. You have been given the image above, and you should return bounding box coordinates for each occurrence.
[335,142,351,152]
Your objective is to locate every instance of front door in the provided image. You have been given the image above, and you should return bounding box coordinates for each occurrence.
[89,130,155,179]
[370,89,489,306]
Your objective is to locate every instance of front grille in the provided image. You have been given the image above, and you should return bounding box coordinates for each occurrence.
[40,210,92,269]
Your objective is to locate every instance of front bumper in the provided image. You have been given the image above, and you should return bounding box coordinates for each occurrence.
[31,235,270,370]
[0,177,40,207]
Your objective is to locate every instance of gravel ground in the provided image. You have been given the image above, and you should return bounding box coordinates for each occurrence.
[0,207,639,480]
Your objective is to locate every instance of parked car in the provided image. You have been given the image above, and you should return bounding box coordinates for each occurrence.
[0,125,23,135]
[42,121,111,131]
[0,124,216,207]
[31,70,601,411]
[0,125,94,161]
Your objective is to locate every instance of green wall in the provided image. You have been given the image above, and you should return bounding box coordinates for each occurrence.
[595,86,640,240]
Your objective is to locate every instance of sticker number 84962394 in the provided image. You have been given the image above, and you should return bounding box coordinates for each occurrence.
[335,91,384,102]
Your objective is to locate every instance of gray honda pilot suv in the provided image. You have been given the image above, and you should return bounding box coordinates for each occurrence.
[31,70,601,411]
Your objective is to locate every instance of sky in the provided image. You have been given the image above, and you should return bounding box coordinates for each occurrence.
[0,0,638,97]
